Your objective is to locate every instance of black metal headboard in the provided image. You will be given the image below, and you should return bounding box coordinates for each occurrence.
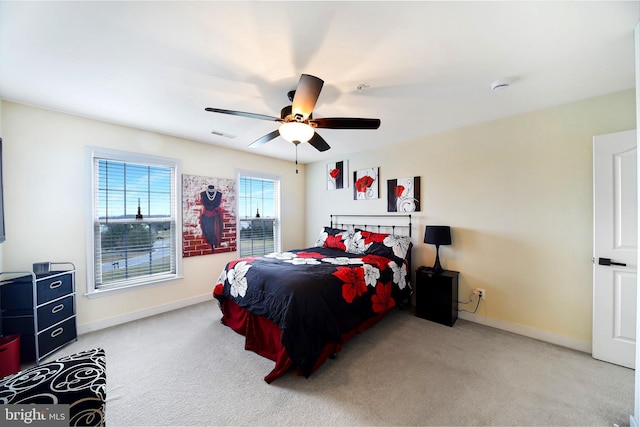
[330,214,412,238]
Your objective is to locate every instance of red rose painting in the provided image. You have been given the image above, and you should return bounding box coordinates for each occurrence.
[387,176,421,212]
[353,167,379,200]
[327,160,348,190]
[355,175,374,193]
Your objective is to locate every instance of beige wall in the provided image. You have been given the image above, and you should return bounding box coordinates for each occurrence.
[0,101,306,329]
[305,89,636,345]
[1,89,635,345]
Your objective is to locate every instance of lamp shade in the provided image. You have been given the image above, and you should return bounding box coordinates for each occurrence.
[424,226,451,246]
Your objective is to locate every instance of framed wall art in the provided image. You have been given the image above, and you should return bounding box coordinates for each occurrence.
[387,176,421,212]
[182,174,237,257]
[327,160,348,190]
[353,167,379,200]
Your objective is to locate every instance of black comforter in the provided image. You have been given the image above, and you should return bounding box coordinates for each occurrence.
[213,246,411,377]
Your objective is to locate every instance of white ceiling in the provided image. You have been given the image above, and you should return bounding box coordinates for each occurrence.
[0,1,638,164]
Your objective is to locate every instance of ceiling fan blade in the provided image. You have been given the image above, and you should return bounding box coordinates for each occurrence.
[292,74,324,120]
[205,107,282,122]
[311,117,381,130]
[308,132,331,152]
[248,130,280,148]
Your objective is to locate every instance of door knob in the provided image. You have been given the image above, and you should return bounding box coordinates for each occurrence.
[598,257,627,267]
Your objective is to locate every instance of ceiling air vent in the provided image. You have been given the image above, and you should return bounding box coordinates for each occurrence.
[211,130,236,138]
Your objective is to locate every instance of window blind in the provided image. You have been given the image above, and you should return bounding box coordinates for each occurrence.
[238,174,281,257]
[92,156,178,290]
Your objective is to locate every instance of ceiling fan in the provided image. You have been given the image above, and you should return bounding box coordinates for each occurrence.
[205,74,381,152]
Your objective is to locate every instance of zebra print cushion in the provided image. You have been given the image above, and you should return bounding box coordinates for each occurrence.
[0,348,106,427]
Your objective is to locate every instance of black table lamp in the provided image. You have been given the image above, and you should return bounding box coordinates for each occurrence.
[424,226,452,274]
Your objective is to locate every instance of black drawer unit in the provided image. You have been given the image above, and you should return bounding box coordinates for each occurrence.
[0,263,77,364]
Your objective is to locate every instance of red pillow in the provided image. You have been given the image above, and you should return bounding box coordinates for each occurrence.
[315,227,350,251]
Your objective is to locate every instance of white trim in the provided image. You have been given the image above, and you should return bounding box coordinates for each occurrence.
[78,294,593,351]
[633,19,640,426]
[77,293,211,335]
[85,146,183,296]
[235,168,281,182]
[236,169,282,255]
[458,311,591,353]
[88,145,180,168]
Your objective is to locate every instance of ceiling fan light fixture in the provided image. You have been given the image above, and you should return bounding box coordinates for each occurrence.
[278,121,315,143]
[205,74,380,152]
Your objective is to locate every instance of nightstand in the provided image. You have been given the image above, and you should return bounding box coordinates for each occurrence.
[415,266,459,326]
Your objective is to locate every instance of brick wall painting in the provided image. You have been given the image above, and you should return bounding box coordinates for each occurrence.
[182,174,237,257]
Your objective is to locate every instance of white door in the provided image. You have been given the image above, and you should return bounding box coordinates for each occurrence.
[593,129,637,369]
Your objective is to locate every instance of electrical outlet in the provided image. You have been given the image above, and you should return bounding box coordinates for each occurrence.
[477,288,486,300]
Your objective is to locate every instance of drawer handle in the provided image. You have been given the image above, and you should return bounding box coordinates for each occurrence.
[49,280,62,289]
[51,327,64,338]
[51,303,64,314]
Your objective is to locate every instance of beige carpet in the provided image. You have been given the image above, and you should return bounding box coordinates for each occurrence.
[49,300,633,426]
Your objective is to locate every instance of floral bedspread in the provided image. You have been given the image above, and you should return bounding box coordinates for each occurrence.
[213,246,412,377]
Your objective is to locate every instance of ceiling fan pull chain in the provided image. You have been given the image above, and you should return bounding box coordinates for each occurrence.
[295,142,299,174]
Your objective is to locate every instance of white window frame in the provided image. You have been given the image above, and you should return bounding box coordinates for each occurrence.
[236,169,282,256]
[85,147,183,298]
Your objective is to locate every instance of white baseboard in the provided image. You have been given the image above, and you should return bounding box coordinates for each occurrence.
[458,311,591,353]
[77,294,591,354]
[77,293,213,335]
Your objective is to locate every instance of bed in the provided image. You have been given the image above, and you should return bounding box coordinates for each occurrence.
[213,214,413,383]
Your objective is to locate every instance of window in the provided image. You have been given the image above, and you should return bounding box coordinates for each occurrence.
[237,171,281,257]
[86,147,182,296]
